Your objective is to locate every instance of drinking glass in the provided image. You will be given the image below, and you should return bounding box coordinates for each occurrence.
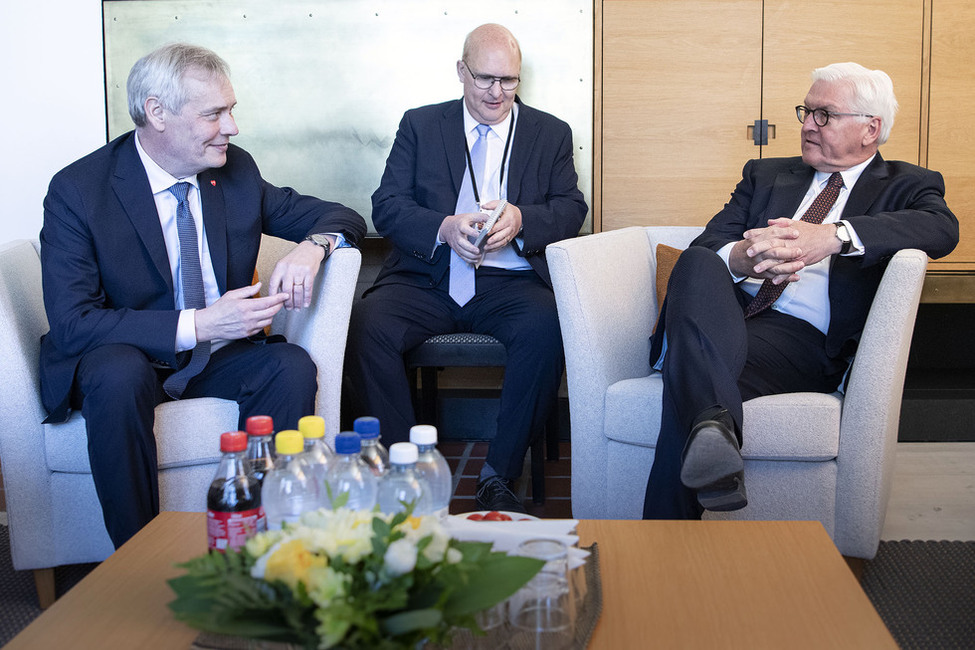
[508,538,574,649]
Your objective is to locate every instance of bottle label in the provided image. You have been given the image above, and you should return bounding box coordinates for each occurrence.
[207,507,267,552]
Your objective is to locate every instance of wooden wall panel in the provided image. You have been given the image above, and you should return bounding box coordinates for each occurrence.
[601,1,763,231]
[927,0,975,271]
[762,0,924,164]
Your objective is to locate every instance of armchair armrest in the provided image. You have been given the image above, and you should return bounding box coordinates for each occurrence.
[258,237,362,448]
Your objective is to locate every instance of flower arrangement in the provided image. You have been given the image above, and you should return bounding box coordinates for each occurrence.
[168,506,544,649]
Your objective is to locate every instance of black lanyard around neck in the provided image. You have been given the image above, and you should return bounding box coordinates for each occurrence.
[463,111,516,207]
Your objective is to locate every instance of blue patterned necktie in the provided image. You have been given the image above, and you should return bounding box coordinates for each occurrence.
[449,123,491,306]
[744,172,844,319]
[163,181,211,398]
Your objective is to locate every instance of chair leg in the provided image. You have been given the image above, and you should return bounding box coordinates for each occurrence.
[419,366,439,424]
[530,433,545,505]
[34,567,56,609]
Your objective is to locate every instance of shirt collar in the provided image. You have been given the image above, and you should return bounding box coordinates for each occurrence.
[815,153,876,191]
[134,131,200,195]
[461,100,517,144]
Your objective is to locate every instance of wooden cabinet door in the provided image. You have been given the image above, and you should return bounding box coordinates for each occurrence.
[928,0,974,271]
[601,0,763,231]
[761,0,924,164]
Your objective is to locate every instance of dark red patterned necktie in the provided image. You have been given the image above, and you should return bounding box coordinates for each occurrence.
[743,172,844,319]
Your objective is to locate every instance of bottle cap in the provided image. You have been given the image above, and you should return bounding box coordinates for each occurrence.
[334,431,361,455]
[409,424,438,446]
[274,430,304,455]
[389,442,418,465]
[353,416,380,439]
[220,431,247,453]
[298,415,325,439]
[245,415,274,436]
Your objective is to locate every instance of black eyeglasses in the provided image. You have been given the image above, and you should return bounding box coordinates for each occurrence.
[796,105,874,127]
[463,61,520,92]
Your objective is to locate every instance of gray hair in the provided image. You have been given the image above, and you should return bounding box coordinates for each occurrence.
[811,62,898,145]
[127,43,230,128]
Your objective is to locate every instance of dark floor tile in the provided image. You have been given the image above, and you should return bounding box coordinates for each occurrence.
[438,441,469,457]
[453,477,479,498]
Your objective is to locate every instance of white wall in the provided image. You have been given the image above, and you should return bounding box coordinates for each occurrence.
[0,1,107,243]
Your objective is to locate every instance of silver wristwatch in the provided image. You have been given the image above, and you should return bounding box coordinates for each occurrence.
[304,233,332,256]
[835,222,853,255]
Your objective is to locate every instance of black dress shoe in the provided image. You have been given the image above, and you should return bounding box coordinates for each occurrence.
[680,411,748,511]
[475,476,527,514]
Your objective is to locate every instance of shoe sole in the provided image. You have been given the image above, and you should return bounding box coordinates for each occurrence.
[680,422,744,490]
[697,474,748,511]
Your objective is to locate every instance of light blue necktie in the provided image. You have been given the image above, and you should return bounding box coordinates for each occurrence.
[163,181,211,398]
[449,124,491,306]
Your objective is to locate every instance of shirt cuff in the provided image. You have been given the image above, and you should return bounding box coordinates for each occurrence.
[176,309,198,353]
[839,220,865,256]
[717,241,748,282]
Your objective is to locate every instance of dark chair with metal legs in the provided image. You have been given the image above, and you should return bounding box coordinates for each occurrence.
[405,333,561,504]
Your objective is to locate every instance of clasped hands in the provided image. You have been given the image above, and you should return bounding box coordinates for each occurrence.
[194,239,327,342]
[439,200,523,265]
[730,218,843,286]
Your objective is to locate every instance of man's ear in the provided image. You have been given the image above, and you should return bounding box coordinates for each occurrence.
[456,59,466,84]
[863,116,881,147]
[144,97,166,133]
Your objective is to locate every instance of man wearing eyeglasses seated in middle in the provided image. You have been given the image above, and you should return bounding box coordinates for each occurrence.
[345,23,587,514]
[642,61,958,520]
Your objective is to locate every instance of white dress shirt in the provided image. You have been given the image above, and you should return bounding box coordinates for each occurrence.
[135,133,223,353]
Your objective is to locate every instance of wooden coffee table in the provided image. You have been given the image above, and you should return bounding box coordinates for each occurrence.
[6,512,895,648]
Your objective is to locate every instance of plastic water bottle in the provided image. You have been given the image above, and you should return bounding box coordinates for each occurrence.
[354,416,389,476]
[207,431,266,552]
[377,442,433,516]
[261,430,317,530]
[409,425,453,518]
[298,415,332,508]
[325,431,378,511]
[245,415,276,484]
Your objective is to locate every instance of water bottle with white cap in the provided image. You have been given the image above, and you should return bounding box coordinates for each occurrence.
[409,424,452,518]
[377,442,433,516]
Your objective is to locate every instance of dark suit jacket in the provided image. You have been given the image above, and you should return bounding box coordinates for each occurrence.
[39,131,366,421]
[687,154,958,359]
[370,98,588,289]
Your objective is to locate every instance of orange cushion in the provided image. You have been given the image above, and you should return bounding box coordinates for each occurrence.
[652,244,682,333]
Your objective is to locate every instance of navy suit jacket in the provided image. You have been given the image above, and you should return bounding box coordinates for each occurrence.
[370,98,588,289]
[675,154,958,360]
[39,131,366,420]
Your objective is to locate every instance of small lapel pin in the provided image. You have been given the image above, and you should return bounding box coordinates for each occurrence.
[210,180,216,186]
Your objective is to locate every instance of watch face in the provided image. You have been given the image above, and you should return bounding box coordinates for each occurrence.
[308,234,330,247]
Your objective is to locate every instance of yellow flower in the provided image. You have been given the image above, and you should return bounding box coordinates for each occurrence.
[263,539,327,591]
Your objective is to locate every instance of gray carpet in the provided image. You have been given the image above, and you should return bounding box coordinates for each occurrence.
[0,523,972,648]
[861,540,975,649]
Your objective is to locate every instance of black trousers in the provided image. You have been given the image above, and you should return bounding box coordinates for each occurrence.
[642,247,848,519]
[72,338,317,548]
[344,268,564,480]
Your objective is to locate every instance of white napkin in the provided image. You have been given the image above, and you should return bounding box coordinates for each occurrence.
[444,516,590,569]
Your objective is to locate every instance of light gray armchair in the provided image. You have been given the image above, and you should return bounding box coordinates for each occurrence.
[0,236,360,605]
[547,226,927,559]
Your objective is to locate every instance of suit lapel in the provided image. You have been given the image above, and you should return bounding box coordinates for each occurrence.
[841,153,888,219]
[767,160,814,222]
[505,98,537,205]
[112,137,175,293]
[198,170,228,294]
[441,100,467,198]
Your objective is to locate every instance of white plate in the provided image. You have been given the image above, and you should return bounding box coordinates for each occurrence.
[454,511,540,522]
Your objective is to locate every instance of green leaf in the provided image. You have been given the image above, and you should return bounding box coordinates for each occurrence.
[380,608,443,637]
[444,555,544,616]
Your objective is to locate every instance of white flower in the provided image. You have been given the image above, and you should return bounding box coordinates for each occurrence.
[384,538,418,576]
[446,548,463,564]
